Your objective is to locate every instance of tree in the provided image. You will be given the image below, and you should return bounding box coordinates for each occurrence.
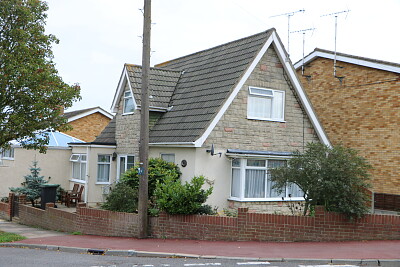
[10,160,48,206]
[0,0,81,152]
[270,142,372,219]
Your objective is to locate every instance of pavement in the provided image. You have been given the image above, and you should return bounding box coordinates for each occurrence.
[1,218,400,263]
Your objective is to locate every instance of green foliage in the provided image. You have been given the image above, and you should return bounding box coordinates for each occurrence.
[0,0,81,152]
[121,157,181,198]
[101,182,138,213]
[155,175,213,215]
[0,231,26,243]
[270,142,372,219]
[222,208,238,217]
[10,160,48,206]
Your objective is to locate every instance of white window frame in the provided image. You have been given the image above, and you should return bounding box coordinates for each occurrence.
[97,154,111,184]
[123,89,134,115]
[1,148,14,160]
[247,86,285,122]
[229,158,304,202]
[70,154,87,183]
[160,153,175,163]
[117,154,135,181]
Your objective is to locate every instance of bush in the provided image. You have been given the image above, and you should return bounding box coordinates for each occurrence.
[154,175,213,215]
[270,142,372,219]
[10,160,48,206]
[121,157,181,198]
[101,182,138,213]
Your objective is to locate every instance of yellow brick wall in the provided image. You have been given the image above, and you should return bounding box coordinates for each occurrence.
[297,58,400,194]
[63,113,111,142]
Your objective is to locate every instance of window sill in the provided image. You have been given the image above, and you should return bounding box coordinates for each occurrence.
[228,197,304,202]
[122,112,134,116]
[247,116,286,123]
[1,157,14,161]
[95,182,111,185]
[69,179,86,184]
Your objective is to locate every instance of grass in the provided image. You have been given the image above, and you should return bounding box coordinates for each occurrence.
[0,231,26,243]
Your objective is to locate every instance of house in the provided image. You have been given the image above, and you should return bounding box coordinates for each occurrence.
[294,48,400,209]
[73,28,330,212]
[63,107,113,142]
[0,131,83,198]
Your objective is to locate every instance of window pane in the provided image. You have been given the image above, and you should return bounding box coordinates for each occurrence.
[232,158,240,167]
[288,183,303,198]
[245,169,265,198]
[97,164,110,182]
[231,168,241,197]
[161,154,175,163]
[80,163,86,181]
[119,156,126,177]
[272,91,284,120]
[249,87,273,96]
[247,159,265,167]
[127,156,134,170]
[80,155,87,162]
[98,155,110,163]
[124,97,134,113]
[267,160,286,197]
[70,154,80,161]
[72,162,80,179]
[249,95,272,118]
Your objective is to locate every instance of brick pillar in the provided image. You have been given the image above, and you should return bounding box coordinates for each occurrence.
[76,202,86,214]
[8,193,14,220]
[237,207,248,240]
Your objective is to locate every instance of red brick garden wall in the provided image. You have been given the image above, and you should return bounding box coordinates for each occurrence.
[18,203,139,237]
[16,204,400,242]
[152,207,400,242]
[0,201,10,220]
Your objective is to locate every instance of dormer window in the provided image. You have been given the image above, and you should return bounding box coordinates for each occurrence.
[247,86,285,122]
[123,89,134,114]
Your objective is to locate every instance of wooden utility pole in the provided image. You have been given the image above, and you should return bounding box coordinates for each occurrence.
[138,0,151,239]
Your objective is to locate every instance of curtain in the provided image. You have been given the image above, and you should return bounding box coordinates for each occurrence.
[249,96,272,118]
[97,164,110,182]
[272,91,284,120]
[231,168,241,197]
[245,169,265,198]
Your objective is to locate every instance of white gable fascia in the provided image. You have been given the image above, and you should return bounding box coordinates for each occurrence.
[271,32,330,147]
[294,50,400,74]
[67,107,113,122]
[110,66,137,113]
[194,31,330,148]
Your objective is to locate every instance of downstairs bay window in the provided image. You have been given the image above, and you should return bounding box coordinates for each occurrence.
[230,158,303,201]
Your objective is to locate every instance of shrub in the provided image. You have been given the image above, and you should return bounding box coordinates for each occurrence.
[101,182,138,213]
[155,175,213,215]
[270,142,372,219]
[121,157,181,199]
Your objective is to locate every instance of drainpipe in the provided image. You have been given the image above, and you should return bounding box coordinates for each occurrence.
[84,145,90,203]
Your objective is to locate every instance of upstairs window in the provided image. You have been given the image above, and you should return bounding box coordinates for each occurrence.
[123,89,134,114]
[247,86,285,121]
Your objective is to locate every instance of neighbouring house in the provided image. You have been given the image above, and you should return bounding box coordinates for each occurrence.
[0,131,83,198]
[74,28,330,212]
[63,106,114,142]
[294,48,400,210]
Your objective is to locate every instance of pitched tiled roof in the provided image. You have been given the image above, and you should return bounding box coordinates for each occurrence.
[147,29,274,143]
[92,117,116,145]
[63,107,97,119]
[126,65,181,109]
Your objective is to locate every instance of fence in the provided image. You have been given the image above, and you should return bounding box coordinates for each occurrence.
[5,200,399,242]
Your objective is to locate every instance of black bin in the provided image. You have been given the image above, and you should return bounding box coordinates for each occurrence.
[40,184,59,209]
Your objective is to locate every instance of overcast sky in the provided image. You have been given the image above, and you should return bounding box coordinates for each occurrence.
[44,0,400,112]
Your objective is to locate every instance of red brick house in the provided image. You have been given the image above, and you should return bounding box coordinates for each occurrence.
[295,48,400,210]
